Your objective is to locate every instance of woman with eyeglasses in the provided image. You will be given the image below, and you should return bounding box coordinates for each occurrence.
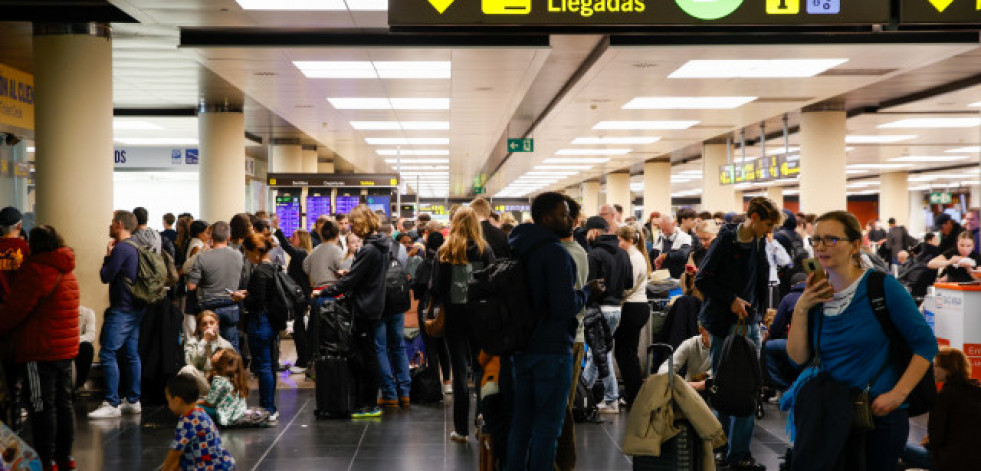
[784,211,938,470]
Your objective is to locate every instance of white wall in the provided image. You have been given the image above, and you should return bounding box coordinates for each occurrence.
[113,172,200,230]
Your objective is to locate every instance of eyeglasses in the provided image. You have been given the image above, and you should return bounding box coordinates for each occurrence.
[809,235,853,247]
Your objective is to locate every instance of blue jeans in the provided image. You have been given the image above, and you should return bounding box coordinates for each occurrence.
[582,306,620,404]
[506,353,573,471]
[901,443,933,470]
[213,305,240,352]
[763,339,802,390]
[374,312,411,400]
[710,322,761,464]
[247,313,277,414]
[99,308,144,406]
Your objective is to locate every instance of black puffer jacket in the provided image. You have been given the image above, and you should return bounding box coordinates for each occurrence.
[587,235,633,306]
[322,233,390,320]
[583,306,613,377]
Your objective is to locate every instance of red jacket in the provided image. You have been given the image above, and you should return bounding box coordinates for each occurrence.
[0,247,80,363]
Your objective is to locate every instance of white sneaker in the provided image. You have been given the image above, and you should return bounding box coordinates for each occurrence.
[597,401,620,414]
[267,412,280,424]
[88,402,121,419]
[443,382,453,394]
[289,366,308,375]
[120,399,142,414]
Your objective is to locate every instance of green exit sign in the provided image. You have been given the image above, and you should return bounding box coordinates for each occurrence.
[473,186,486,195]
[508,138,534,153]
[929,192,952,204]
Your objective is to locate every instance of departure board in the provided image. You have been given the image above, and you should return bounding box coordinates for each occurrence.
[336,196,361,216]
[306,194,332,230]
[275,194,301,237]
[366,196,391,218]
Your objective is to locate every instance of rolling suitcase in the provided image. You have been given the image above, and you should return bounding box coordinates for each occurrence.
[314,354,352,419]
[632,344,702,471]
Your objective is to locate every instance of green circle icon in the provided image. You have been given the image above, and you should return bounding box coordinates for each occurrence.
[674,0,743,20]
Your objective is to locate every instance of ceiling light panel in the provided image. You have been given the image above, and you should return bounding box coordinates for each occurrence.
[845,135,917,144]
[669,59,848,78]
[544,158,611,164]
[390,165,449,170]
[237,0,346,10]
[593,121,698,130]
[878,118,981,129]
[946,146,981,153]
[535,165,592,170]
[113,120,162,130]
[114,138,198,146]
[385,158,449,164]
[622,96,757,109]
[350,121,449,130]
[344,0,388,10]
[376,149,449,156]
[888,155,972,163]
[572,137,660,145]
[555,148,632,155]
[294,61,451,79]
[365,138,449,145]
[846,163,913,169]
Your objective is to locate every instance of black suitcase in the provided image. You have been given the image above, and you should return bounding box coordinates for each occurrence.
[632,344,702,471]
[314,354,352,419]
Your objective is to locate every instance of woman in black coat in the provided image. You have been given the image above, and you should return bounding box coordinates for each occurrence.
[927,346,981,471]
[274,228,313,373]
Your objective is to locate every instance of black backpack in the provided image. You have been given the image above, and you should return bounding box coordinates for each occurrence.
[383,250,412,317]
[270,270,308,331]
[465,240,549,356]
[866,270,937,417]
[708,321,762,417]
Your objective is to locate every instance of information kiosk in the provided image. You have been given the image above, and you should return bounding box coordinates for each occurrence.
[930,282,981,381]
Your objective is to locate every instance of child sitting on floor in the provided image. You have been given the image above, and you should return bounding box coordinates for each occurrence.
[200,349,270,427]
[162,374,236,471]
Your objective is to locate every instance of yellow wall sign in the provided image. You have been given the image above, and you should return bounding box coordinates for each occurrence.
[484,0,531,14]
[766,0,799,14]
[0,63,34,131]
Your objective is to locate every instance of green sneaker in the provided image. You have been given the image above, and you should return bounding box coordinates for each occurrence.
[351,408,382,418]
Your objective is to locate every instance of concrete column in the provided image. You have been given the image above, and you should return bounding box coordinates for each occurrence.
[643,160,671,218]
[199,108,245,222]
[799,110,847,214]
[269,140,302,173]
[971,184,980,210]
[909,190,927,237]
[33,23,113,321]
[581,181,600,217]
[301,145,318,173]
[564,185,581,201]
[767,186,784,209]
[318,162,335,174]
[702,143,737,212]
[880,171,910,227]
[734,191,745,212]
[606,172,631,217]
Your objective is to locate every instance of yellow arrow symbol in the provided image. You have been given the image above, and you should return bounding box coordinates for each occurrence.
[428,0,455,13]
[928,0,954,12]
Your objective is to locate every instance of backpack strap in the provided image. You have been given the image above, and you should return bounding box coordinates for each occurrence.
[866,270,904,391]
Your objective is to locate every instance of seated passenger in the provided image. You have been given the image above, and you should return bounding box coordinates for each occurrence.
[763,273,806,390]
[179,311,233,395]
[199,349,269,427]
[925,347,981,471]
[75,306,96,392]
[657,323,712,393]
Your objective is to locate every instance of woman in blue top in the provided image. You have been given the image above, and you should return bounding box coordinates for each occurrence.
[786,211,937,470]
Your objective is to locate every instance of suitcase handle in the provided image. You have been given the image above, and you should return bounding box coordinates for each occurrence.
[648,343,675,389]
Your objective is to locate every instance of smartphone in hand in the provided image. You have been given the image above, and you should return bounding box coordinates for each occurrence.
[802,258,826,284]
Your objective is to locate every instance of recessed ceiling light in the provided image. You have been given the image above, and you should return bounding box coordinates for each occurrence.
[344,0,387,10]
[113,120,163,130]
[593,121,698,130]
[571,137,660,145]
[845,169,869,175]
[385,158,449,164]
[970,101,981,107]
[351,121,449,130]
[543,158,610,164]
[622,96,757,109]
[678,170,703,176]
[114,138,198,146]
[377,149,449,156]
[946,146,981,153]
[847,163,912,169]
[878,118,981,129]
[26,146,35,153]
[365,138,449,145]
[294,61,450,79]
[236,0,346,10]
[535,165,592,170]
[888,155,972,162]
[845,135,917,144]
[526,171,579,176]
[555,149,632,155]
[669,59,848,79]
[962,180,981,185]
[328,98,449,110]
[390,165,449,170]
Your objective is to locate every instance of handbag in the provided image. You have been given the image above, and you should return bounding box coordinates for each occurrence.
[423,299,445,338]
[815,307,879,432]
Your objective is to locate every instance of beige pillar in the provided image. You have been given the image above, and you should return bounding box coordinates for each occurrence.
[33,23,113,322]
[800,110,847,214]
[767,186,784,209]
[581,181,600,217]
[318,162,335,174]
[269,140,303,173]
[880,171,910,227]
[606,172,631,218]
[564,185,581,201]
[702,143,738,212]
[970,184,980,210]
[734,191,745,212]
[199,108,246,222]
[644,161,671,218]
[301,145,318,173]
[909,190,927,236]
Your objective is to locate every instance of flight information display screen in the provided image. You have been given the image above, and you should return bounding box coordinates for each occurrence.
[335,195,361,216]
[366,196,391,218]
[275,194,301,237]
[306,195,332,230]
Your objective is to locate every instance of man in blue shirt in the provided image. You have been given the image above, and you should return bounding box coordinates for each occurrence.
[695,197,782,471]
[89,210,144,419]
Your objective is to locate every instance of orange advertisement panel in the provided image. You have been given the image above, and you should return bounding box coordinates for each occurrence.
[970,357,981,381]
[964,343,981,358]
[938,338,951,347]
[0,63,34,131]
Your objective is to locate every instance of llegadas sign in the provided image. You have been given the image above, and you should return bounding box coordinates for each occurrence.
[0,63,34,131]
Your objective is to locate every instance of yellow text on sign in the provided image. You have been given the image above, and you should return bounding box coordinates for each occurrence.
[766,0,799,14]
[483,0,531,14]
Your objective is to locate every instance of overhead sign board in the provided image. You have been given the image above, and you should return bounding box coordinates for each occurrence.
[0,63,34,131]
[114,147,199,171]
[901,0,981,24]
[390,0,890,27]
[929,192,953,204]
[718,155,798,185]
[508,138,534,152]
[267,173,399,188]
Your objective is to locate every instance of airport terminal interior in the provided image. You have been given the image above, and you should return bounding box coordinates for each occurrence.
[0,0,980,469]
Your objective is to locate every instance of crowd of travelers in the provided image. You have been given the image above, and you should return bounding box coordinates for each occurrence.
[0,198,978,471]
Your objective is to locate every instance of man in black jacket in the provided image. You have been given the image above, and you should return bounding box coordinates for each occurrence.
[471,197,510,258]
[935,213,964,256]
[582,215,633,414]
[651,214,694,279]
[695,197,781,471]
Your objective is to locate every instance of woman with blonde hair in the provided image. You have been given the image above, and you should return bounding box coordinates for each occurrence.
[431,207,496,443]
[615,224,652,407]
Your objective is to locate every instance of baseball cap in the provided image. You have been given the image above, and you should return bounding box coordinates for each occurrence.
[0,207,22,227]
[934,213,952,230]
[584,216,609,232]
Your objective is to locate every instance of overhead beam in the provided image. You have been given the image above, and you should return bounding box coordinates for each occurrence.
[180,28,550,48]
